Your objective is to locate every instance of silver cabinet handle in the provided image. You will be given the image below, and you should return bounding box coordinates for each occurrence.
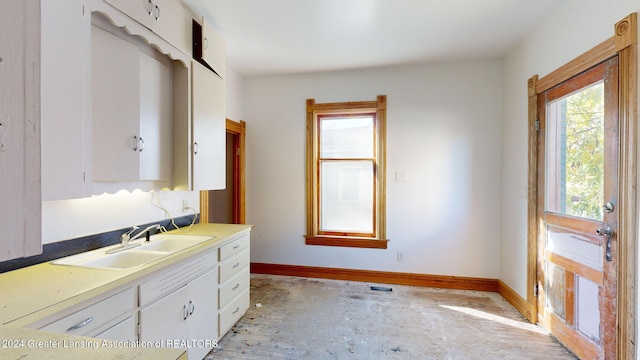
[193,141,199,155]
[182,304,189,320]
[188,300,195,315]
[204,37,208,50]
[66,317,94,332]
[145,0,153,15]
[233,262,240,269]
[232,283,240,290]
[232,307,240,315]
[153,4,160,21]
[133,135,144,152]
[233,244,240,250]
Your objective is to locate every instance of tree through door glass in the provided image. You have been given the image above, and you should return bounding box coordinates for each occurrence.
[545,81,605,220]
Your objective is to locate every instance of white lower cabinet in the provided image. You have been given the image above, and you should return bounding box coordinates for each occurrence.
[31,230,251,358]
[95,316,136,342]
[219,288,250,337]
[218,235,250,338]
[139,266,218,359]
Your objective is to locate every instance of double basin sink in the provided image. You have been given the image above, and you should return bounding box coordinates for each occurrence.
[52,234,215,270]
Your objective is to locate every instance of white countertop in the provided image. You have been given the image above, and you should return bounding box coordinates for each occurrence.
[0,223,252,359]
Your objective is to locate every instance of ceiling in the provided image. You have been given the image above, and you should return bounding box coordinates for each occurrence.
[182,0,564,77]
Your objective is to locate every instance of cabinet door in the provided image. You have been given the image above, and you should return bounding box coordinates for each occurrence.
[192,61,225,190]
[139,284,189,351]
[200,19,226,78]
[41,0,91,200]
[91,26,140,181]
[0,1,41,261]
[139,51,172,181]
[104,0,155,30]
[152,0,191,55]
[186,268,219,359]
[140,268,218,358]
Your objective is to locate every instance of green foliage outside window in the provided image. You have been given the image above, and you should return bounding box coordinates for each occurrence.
[564,82,604,220]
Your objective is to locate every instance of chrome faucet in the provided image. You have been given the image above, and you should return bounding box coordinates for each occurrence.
[121,226,139,248]
[105,226,140,254]
[105,224,163,254]
[129,224,162,243]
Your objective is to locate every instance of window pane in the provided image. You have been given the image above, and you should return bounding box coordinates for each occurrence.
[320,160,373,233]
[546,81,604,220]
[320,116,374,158]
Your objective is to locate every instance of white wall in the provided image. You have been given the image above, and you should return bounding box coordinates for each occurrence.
[42,190,199,244]
[245,61,503,278]
[500,0,639,298]
[225,66,245,121]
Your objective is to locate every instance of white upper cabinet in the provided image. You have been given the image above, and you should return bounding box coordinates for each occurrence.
[152,0,193,56]
[91,25,173,183]
[103,0,155,30]
[139,51,173,181]
[91,26,140,182]
[0,0,41,261]
[200,18,226,78]
[103,0,192,56]
[41,0,91,200]
[192,61,226,190]
[173,60,225,191]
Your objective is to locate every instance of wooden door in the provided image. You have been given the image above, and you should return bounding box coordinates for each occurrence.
[536,58,619,360]
[209,132,236,223]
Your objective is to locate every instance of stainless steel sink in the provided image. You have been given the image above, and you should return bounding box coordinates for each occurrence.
[51,234,214,270]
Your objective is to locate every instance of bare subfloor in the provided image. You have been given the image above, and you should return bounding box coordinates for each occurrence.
[207,274,577,359]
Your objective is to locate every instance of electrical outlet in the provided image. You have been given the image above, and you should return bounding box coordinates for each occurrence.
[396,252,404,262]
[182,200,189,212]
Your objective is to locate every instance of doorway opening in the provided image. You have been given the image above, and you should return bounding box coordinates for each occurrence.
[200,119,246,224]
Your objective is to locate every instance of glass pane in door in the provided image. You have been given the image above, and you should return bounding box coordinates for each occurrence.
[545,81,605,220]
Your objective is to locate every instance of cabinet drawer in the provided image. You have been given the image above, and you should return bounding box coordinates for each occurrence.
[140,250,217,306]
[219,235,249,261]
[219,288,249,336]
[40,288,134,336]
[94,316,136,342]
[219,249,249,283]
[219,267,250,309]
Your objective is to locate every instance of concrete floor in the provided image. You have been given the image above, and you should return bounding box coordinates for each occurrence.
[207,274,577,359]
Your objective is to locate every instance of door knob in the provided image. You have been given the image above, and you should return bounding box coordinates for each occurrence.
[596,224,614,262]
[596,225,614,238]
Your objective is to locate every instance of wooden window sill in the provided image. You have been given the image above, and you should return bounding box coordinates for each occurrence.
[304,236,388,249]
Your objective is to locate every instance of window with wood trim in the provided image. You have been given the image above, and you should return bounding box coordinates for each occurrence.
[305,96,388,249]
